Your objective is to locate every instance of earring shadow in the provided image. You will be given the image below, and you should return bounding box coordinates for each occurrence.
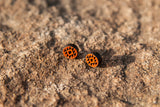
[99,49,136,68]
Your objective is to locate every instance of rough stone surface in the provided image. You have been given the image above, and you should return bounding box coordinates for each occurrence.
[0,0,160,106]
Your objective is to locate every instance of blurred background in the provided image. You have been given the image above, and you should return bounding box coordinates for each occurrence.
[0,0,160,106]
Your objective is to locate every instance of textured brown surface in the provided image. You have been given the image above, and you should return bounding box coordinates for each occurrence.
[0,0,160,107]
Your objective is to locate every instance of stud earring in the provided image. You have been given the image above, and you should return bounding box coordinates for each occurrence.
[85,52,102,67]
[63,44,79,59]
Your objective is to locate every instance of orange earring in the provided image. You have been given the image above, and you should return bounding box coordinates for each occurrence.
[85,52,102,67]
[63,44,79,59]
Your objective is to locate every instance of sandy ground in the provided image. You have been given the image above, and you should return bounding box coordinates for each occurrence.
[0,0,160,106]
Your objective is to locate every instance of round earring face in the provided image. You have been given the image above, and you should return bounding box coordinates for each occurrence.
[63,44,78,59]
[85,53,101,67]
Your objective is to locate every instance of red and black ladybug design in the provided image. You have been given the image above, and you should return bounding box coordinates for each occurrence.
[85,52,102,67]
[63,44,79,59]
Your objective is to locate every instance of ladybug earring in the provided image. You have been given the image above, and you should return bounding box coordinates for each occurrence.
[85,52,102,67]
[63,44,79,59]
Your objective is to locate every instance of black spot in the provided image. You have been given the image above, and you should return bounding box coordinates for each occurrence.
[68,51,71,54]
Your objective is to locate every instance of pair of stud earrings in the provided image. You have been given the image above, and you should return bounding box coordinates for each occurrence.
[63,44,102,68]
